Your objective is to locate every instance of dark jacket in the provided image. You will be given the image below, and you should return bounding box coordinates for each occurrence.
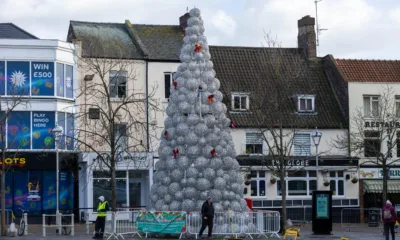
[201,201,214,218]
[382,204,398,223]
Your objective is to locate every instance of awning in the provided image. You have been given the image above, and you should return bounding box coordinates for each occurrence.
[364,180,400,194]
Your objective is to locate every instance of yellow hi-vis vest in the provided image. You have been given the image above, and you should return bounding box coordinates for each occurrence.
[97,201,108,217]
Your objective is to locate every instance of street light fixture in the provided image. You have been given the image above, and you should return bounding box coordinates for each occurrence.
[51,125,63,233]
[312,127,322,190]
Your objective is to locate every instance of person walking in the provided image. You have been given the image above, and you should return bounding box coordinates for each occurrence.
[199,197,214,239]
[93,196,109,239]
[383,200,398,240]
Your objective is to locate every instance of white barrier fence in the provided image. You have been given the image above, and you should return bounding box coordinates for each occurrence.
[93,210,280,239]
[42,213,75,237]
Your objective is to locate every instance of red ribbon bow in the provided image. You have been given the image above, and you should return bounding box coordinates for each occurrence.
[173,148,179,159]
[194,44,202,53]
[210,148,216,158]
[172,81,177,90]
[208,94,214,103]
[164,130,168,140]
[230,120,236,128]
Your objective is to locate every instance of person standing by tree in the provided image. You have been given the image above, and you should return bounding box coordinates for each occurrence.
[93,196,109,239]
[382,200,398,240]
[199,197,214,239]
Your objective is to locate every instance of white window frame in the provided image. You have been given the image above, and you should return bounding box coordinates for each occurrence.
[363,95,379,117]
[396,95,400,117]
[277,171,316,198]
[293,133,311,156]
[249,171,267,197]
[245,132,263,154]
[297,95,315,112]
[164,72,175,99]
[109,70,127,99]
[329,171,345,197]
[232,93,250,111]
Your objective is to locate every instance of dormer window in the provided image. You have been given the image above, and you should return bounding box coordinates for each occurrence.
[296,95,315,112]
[232,93,249,110]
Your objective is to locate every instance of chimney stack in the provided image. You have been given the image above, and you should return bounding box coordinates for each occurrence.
[297,15,316,58]
[179,13,190,32]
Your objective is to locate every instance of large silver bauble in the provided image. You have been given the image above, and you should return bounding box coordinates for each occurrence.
[186,177,197,187]
[196,178,211,191]
[194,156,210,170]
[168,182,181,195]
[187,114,200,126]
[210,157,223,169]
[164,194,173,204]
[214,177,227,190]
[176,123,189,136]
[203,168,216,180]
[187,145,201,158]
[175,191,184,201]
[177,156,191,170]
[170,169,184,182]
[170,201,182,211]
[182,199,195,211]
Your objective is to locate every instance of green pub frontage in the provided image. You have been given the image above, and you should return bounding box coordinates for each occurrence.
[360,167,400,209]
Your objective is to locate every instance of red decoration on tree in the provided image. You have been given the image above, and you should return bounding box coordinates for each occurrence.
[210,148,216,158]
[173,148,179,159]
[208,94,214,103]
[230,120,236,128]
[172,81,178,90]
[194,43,202,52]
[164,130,168,140]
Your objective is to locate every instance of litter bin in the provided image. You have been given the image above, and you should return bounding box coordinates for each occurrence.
[368,211,380,227]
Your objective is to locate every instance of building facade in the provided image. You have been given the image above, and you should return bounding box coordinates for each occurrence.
[0,24,77,216]
[324,57,400,209]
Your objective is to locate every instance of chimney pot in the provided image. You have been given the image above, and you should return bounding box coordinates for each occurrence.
[179,13,190,32]
[297,15,316,58]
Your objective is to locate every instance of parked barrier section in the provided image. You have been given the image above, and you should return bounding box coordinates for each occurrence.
[42,213,74,237]
[341,208,382,231]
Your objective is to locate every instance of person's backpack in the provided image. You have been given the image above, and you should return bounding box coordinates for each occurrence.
[384,209,393,220]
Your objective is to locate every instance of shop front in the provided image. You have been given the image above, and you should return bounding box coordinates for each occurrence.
[78,152,153,220]
[360,167,400,208]
[0,152,78,217]
[238,155,359,222]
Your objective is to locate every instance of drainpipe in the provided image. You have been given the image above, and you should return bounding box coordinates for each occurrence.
[146,61,149,152]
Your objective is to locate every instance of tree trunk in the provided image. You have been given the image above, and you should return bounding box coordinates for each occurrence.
[1,168,6,236]
[382,161,387,207]
[280,171,286,233]
[111,157,117,212]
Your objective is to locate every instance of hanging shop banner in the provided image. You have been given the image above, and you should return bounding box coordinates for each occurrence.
[7,61,30,95]
[316,193,329,219]
[66,113,74,150]
[56,63,64,97]
[66,65,73,98]
[43,171,56,210]
[7,111,31,149]
[13,171,28,210]
[0,61,5,95]
[32,111,55,149]
[31,62,54,96]
[137,211,187,234]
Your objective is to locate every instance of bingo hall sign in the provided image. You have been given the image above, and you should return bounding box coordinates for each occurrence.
[31,62,54,96]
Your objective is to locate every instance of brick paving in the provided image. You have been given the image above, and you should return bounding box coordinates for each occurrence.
[0,224,392,239]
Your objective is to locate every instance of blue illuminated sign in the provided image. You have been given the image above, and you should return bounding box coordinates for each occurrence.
[0,61,5,95]
[32,112,55,149]
[31,62,54,96]
[7,111,30,149]
[7,62,30,95]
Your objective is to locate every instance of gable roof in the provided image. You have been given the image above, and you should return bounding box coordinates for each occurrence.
[209,46,347,129]
[0,23,38,39]
[67,21,182,61]
[335,59,400,83]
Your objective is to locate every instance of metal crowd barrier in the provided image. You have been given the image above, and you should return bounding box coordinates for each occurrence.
[286,206,312,225]
[341,208,382,231]
[103,211,141,240]
[187,210,280,239]
[42,213,75,237]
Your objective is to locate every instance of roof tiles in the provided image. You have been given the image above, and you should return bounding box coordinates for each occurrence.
[336,59,400,83]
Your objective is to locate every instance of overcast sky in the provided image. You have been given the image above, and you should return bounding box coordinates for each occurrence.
[1,0,399,59]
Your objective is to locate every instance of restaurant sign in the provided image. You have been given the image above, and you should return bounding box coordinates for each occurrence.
[360,168,400,179]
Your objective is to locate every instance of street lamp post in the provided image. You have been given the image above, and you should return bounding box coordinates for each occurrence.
[51,125,63,233]
[312,127,322,190]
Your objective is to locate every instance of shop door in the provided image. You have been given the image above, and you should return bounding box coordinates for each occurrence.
[129,182,141,208]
